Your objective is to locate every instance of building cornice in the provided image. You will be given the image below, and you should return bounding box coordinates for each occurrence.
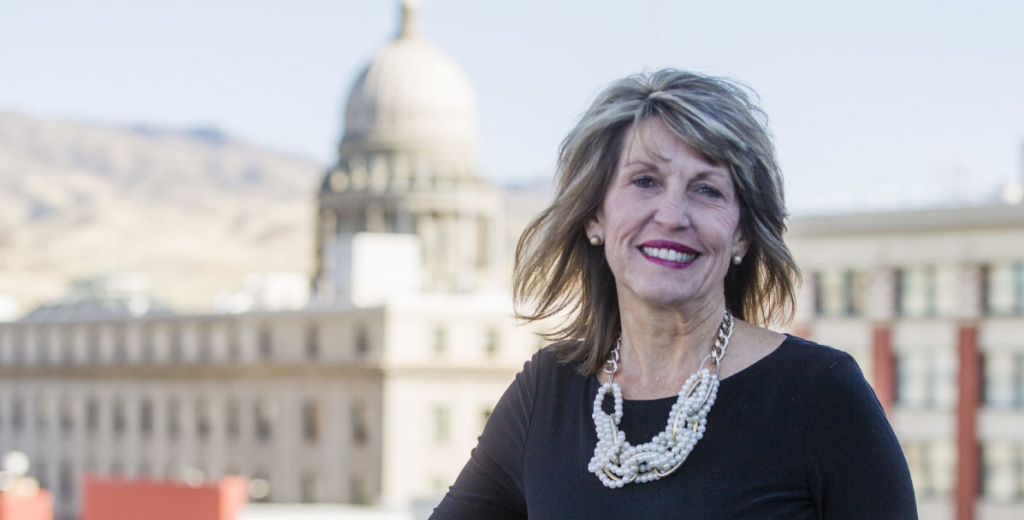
[788,204,1024,237]
[0,363,383,381]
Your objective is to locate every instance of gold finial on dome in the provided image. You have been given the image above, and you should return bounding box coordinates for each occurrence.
[398,0,422,39]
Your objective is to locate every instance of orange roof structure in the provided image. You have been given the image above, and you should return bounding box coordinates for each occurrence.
[82,475,248,520]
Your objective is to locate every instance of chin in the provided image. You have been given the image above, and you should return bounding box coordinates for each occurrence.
[633,288,701,309]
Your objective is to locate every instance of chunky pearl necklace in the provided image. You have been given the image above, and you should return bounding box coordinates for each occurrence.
[588,309,734,488]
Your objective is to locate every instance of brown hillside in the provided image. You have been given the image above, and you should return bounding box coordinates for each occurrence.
[0,111,322,316]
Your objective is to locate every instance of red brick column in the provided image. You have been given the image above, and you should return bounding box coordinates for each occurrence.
[871,324,895,415]
[956,324,981,520]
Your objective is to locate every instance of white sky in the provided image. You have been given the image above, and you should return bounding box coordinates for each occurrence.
[2,0,1022,214]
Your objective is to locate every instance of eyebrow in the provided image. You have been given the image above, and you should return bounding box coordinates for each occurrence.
[691,169,730,182]
[619,160,730,183]
[620,158,658,169]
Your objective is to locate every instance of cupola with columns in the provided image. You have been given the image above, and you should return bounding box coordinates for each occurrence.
[314,0,501,301]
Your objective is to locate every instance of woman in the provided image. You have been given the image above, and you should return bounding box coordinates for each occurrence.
[431,70,917,519]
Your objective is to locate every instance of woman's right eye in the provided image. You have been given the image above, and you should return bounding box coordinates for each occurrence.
[631,176,656,188]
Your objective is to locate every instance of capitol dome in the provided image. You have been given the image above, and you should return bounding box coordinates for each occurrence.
[340,1,478,159]
[317,1,499,298]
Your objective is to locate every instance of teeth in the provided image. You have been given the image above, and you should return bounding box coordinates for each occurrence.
[642,247,696,263]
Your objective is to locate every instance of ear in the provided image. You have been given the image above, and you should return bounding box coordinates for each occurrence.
[584,214,603,242]
[731,225,749,259]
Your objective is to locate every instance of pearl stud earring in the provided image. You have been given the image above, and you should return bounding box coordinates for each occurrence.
[590,236,603,246]
[732,254,743,265]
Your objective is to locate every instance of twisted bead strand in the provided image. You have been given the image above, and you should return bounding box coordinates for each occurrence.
[588,310,733,488]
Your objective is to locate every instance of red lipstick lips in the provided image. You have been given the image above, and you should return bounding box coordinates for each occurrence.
[639,240,700,268]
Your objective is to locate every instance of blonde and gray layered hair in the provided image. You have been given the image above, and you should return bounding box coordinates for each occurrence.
[513,69,800,376]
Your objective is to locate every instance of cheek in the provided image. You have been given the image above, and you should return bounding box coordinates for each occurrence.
[599,197,635,237]
[708,212,743,250]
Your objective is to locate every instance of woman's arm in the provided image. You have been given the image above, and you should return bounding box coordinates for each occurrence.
[805,352,918,520]
[430,350,546,519]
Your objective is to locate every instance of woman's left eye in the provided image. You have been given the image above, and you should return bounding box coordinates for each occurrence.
[696,185,723,198]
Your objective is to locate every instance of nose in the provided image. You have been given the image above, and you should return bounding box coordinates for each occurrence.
[652,193,691,229]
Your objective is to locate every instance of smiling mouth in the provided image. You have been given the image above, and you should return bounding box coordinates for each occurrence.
[641,246,698,263]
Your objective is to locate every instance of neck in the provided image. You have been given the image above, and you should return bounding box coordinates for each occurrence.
[613,299,727,399]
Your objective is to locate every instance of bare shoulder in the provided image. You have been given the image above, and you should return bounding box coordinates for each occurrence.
[719,319,786,380]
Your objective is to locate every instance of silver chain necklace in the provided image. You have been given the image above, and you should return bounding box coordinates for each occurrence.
[588,309,734,488]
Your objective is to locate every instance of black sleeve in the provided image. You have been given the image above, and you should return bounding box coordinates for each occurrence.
[429,350,545,519]
[804,352,918,520]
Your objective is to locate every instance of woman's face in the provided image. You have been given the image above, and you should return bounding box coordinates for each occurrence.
[586,117,747,314]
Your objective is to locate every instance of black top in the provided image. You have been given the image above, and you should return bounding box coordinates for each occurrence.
[431,335,918,519]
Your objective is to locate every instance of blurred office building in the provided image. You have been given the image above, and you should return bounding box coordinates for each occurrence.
[0,3,547,519]
[788,204,1024,520]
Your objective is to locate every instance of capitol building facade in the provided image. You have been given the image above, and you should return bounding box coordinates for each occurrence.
[1,3,1024,520]
[0,3,547,519]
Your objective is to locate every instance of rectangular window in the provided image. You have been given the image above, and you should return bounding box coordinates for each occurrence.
[431,405,450,444]
[903,440,956,498]
[352,401,368,444]
[305,324,319,360]
[12,396,25,433]
[60,326,74,364]
[87,326,101,363]
[169,324,183,362]
[198,323,212,362]
[258,326,273,360]
[931,348,957,408]
[896,351,929,408]
[227,323,240,361]
[113,326,127,363]
[432,326,446,357]
[140,324,154,362]
[196,398,211,439]
[984,352,1024,409]
[255,398,277,442]
[86,398,100,435]
[226,400,240,439]
[302,400,320,444]
[484,328,499,357]
[898,266,936,317]
[895,349,957,409]
[928,441,956,496]
[815,269,864,317]
[12,328,25,365]
[167,399,181,439]
[983,442,1023,501]
[34,396,49,433]
[59,398,74,434]
[36,328,50,364]
[986,262,1024,315]
[355,325,370,357]
[59,461,74,500]
[140,399,154,437]
[112,398,126,436]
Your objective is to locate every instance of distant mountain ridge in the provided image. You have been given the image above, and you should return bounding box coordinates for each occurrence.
[0,110,322,317]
